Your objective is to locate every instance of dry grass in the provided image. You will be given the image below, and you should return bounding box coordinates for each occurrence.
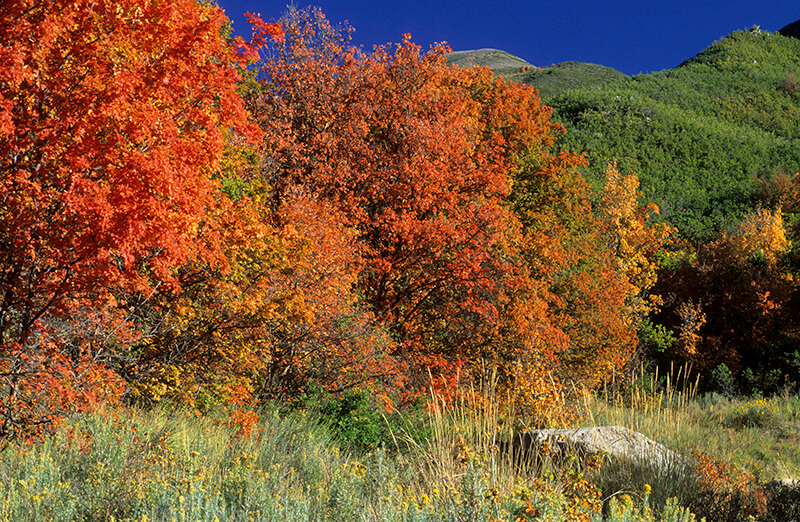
[4,368,798,520]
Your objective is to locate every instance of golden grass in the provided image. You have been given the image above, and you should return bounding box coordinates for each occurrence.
[579,365,800,481]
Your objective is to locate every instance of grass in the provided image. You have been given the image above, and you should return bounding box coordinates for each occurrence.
[513,61,629,98]
[578,366,800,521]
[581,367,800,481]
[0,374,798,521]
[0,399,589,522]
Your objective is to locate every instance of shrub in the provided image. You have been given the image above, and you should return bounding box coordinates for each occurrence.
[687,452,767,522]
[724,397,784,433]
[300,385,429,453]
[709,364,738,397]
[780,71,800,97]
[763,480,800,522]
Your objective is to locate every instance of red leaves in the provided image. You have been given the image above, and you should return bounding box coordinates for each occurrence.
[236,13,285,61]
[0,0,258,441]
[2,0,252,297]
[242,6,606,403]
[245,8,527,392]
[690,453,767,520]
[245,12,286,45]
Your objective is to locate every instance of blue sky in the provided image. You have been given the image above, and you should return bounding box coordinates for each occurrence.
[216,1,798,76]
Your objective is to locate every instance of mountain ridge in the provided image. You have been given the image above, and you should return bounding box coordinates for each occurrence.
[454,25,800,241]
[447,49,628,98]
[779,18,800,39]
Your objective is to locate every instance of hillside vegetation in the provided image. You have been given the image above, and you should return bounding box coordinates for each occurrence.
[447,48,533,76]
[468,27,800,397]
[534,28,800,241]
[464,28,800,240]
[547,28,800,393]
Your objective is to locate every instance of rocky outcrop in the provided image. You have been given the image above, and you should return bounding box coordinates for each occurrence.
[505,426,800,521]
[514,426,690,471]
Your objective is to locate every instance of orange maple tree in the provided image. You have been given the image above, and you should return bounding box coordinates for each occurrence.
[0,0,281,440]
[240,7,646,414]
[242,8,542,398]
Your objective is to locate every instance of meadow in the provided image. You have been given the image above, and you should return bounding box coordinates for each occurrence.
[0,373,796,522]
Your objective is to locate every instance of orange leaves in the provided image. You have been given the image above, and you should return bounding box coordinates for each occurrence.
[1,0,256,295]
[0,0,260,440]
[235,12,285,62]
[119,186,400,407]
[513,161,676,390]
[245,12,285,45]
[0,317,124,443]
[674,301,706,357]
[0,1,678,436]
[689,453,767,520]
[244,6,543,395]
[240,6,655,409]
[227,408,263,441]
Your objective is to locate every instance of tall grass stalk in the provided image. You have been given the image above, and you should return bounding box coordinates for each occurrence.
[583,364,699,441]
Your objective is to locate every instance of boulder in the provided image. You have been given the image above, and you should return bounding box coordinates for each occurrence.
[514,426,689,471]
[505,427,800,520]
[763,479,800,522]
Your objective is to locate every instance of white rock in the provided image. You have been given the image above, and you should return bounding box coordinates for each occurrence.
[518,426,689,471]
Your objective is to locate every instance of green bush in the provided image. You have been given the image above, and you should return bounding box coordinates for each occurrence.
[723,397,785,434]
[710,364,737,397]
[300,385,430,453]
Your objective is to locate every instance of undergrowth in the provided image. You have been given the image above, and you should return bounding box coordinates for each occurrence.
[0,372,798,520]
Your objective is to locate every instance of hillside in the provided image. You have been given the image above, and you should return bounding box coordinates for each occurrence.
[465,28,800,241]
[511,61,628,98]
[448,50,628,98]
[447,48,533,76]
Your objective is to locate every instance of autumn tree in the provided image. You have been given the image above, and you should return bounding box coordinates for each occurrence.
[0,0,275,440]
[597,162,674,322]
[121,186,402,408]
[237,7,653,420]
[239,7,575,403]
[652,206,798,392]
[509,150,634,388]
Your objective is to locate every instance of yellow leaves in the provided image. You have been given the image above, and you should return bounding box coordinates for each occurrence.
[726,206,789,265]
[113,3,145,25]
[120,184,389,405]
[497,357,576,428]
[597,161,674,320]
[675,301,706,357]
[127,364,195,405]
[598,161,641,235]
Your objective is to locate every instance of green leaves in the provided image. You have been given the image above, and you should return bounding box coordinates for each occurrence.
[537,30,800,242]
